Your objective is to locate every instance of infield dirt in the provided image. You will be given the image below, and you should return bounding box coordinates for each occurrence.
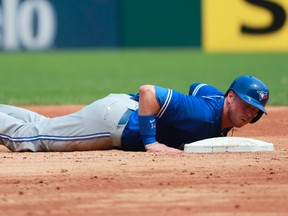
[0,106,287,216]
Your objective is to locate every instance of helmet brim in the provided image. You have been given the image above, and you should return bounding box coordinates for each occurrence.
[238,94,267,114]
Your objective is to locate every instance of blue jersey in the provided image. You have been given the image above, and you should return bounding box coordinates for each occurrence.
[121,83,231,151]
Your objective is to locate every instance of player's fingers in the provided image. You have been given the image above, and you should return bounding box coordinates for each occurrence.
[166,147,182,153]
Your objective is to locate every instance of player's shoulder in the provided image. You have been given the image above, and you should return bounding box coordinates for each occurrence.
[189,82,224,97]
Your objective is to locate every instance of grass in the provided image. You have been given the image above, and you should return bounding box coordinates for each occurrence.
[0,49,287,105]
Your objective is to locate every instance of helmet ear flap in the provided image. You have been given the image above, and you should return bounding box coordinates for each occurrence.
[250,111,264,124]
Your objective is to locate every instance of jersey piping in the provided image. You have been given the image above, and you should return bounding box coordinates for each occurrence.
[191,84,208,96]
[157,89,172,119]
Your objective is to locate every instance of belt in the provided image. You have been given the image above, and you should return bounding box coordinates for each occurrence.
[118,109,134,126]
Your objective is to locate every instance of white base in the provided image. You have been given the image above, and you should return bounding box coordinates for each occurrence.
[184,137,274,153]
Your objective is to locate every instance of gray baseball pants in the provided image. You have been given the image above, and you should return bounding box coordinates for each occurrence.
[0,94,138,152]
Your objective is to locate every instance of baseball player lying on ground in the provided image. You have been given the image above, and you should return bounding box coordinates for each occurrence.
[0,75,269,153]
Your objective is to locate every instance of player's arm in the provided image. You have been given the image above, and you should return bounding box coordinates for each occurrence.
[138,85,182,152]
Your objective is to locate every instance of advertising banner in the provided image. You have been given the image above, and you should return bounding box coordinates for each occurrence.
[202,0,288,51]
[0,0,118,50]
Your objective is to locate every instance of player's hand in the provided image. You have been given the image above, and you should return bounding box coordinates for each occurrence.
[145,142,182,153]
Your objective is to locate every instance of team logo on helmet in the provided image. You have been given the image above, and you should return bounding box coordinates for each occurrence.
[257,91,268,101]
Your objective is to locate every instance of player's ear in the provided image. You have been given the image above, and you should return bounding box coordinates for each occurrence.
[226,90,235,103]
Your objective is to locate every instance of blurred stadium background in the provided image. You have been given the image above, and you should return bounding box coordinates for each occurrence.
[0,0,287,105]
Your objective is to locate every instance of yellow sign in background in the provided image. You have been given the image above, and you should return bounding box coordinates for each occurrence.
[203,0,288,51]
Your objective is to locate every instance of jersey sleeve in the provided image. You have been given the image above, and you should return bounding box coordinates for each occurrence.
[189,83,225,97]
[154,84,224,125]
[189,82,203,95]
[154,86,209,122]
[154,86,171,107]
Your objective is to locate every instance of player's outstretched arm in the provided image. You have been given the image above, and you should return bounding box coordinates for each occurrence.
[138,85,182,153]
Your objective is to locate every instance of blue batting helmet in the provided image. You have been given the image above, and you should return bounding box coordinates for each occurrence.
[226,75,269,123]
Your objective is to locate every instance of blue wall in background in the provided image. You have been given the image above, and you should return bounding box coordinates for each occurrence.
[52,0,119,48]
[0,0,201,50]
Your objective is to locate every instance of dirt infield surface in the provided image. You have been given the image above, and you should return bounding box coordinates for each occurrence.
[0,106,287,216]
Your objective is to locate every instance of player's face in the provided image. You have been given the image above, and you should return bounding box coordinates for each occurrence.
[227,92,259,128]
